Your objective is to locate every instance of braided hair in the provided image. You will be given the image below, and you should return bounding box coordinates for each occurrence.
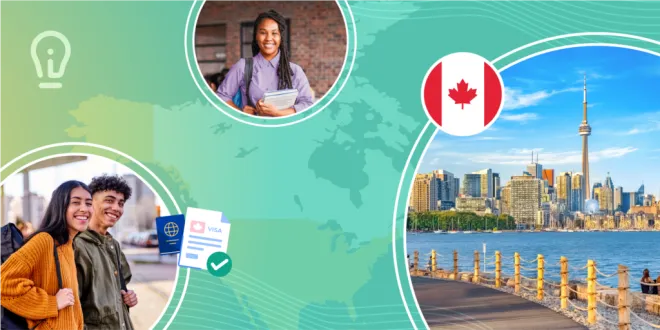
[252,10,293,90]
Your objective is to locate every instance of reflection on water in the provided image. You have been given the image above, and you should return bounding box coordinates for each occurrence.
[406,231,660,290]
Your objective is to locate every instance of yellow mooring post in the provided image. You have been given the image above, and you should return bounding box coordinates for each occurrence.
[495,251,502,288]
[537,254,544,300]
[514,252,521,294]
[560,257,568,310]
[431,249,437,277]
[473,250,480,283]
[587,260,597,324]
[618,265,630,330]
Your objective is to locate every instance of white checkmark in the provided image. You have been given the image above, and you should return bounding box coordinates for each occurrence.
[211,259,229,271]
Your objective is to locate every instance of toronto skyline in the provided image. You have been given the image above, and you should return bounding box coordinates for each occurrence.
[419,46,660,195]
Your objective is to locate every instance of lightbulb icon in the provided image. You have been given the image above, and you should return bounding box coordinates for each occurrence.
[31,31,71,89]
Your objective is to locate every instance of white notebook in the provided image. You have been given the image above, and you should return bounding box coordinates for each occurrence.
[262,89,299,110]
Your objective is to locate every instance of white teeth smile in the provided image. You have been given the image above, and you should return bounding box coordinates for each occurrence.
[75,216,88,221]
[106,213,118,220]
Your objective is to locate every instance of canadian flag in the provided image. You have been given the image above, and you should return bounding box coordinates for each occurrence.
[422,52,504,136]
[190,220,205,234]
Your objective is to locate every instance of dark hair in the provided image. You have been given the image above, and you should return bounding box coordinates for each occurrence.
[25,180,91,245]
[643,269,650,278]
[252,10,293,90]
[205,69,231,89]
[89,174,132,201]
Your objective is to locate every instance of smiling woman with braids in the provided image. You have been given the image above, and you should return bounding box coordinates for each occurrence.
[216,10,314,117]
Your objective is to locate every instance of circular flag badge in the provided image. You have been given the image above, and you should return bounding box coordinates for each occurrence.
[421,52,505,136]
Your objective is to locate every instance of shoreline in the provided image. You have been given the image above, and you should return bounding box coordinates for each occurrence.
[413,270,660,330]
[408,229,660,233]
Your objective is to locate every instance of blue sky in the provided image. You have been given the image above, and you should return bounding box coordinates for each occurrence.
[419,46,660,196]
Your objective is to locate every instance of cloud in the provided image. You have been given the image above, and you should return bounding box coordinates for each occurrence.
[472,136,512,141]
[503,87,580,110]
[500,113,538,122]
[617,118,660,135]
[576,70,615,82]
[428,146,637,166]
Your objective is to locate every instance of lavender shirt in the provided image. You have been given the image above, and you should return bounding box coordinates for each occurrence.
[216,52,314,113]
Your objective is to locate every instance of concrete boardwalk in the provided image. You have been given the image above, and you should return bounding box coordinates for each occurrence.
[412,277,587,330]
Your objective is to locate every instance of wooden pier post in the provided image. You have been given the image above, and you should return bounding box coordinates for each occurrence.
[431,249,437,277]
[453,250,458,280]
[537,254,544,300]
[618,265,630,330]
[587,260,597,324]
[414,250,419,274]
[514,252,520,294]
[495,251,501,288]
[560,256,568,310]
[473,251,480,283]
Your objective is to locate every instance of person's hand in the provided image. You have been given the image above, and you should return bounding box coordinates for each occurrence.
[242,105,257,115]
[121,290,138,307]
[56,288,74,310]
[256,100,280,117]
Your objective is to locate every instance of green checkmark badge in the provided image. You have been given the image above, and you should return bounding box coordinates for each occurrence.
[206,252,232,277]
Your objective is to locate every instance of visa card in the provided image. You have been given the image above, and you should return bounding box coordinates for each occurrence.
[155,214,185,255]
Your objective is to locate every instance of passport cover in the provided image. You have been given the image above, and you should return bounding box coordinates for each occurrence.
[155,214,185,255]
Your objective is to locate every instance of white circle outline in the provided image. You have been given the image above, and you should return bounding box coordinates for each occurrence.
[420,52,506,137]
[0,143,191,330]
[184,0,358,128]
[397,32,660,330]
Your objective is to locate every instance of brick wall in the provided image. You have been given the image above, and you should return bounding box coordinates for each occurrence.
[196,1,347,99]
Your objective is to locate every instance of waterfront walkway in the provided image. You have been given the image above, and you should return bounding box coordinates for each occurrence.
[412,277,587,330]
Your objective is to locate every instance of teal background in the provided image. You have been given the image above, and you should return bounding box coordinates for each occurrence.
[3,1,660,329]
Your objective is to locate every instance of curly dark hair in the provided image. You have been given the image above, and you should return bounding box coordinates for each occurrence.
[88,174,132,201]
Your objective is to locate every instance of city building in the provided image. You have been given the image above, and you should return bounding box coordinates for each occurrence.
[475,169,494,198]
[526,152,543,179]
[456,197,490,215]
[462,173,481,197]
[510,176,543,229]
[493,173,501,199]
[501,184,511,215]
[614,186,623,212]
[410,174,438,212]
[556,172,572,210]
[433,170,456,203]
[593,182,602,201]
[542,169,555,187]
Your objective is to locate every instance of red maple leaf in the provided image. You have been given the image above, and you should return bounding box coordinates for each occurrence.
[448,79,477,110]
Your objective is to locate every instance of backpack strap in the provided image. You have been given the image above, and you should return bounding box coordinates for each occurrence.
[114,248,127,292]
[244,57,254,107]
[53,241,63,289]
[114,247,130,313]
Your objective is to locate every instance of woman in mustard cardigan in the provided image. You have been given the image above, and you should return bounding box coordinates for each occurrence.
[1,180,92,330]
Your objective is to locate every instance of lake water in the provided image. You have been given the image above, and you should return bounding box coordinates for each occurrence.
[406,231,660,291]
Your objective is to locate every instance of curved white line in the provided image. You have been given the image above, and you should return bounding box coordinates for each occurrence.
[499,43,660,72]
[184,0,358,128]
[492,32,660,64]
[392,121,433,330]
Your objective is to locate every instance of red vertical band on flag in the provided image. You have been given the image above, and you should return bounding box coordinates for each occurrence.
[424,63,442,126]
[483,62,501,126]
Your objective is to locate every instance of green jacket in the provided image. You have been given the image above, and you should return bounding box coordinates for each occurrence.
[74,230,134,330]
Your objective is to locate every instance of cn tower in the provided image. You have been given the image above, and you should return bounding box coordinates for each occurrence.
[579,75,591,205]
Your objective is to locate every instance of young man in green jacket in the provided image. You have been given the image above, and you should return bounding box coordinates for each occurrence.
[75,175,138,330]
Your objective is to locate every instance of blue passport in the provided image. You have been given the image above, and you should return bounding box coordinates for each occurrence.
[155,214,185,255]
